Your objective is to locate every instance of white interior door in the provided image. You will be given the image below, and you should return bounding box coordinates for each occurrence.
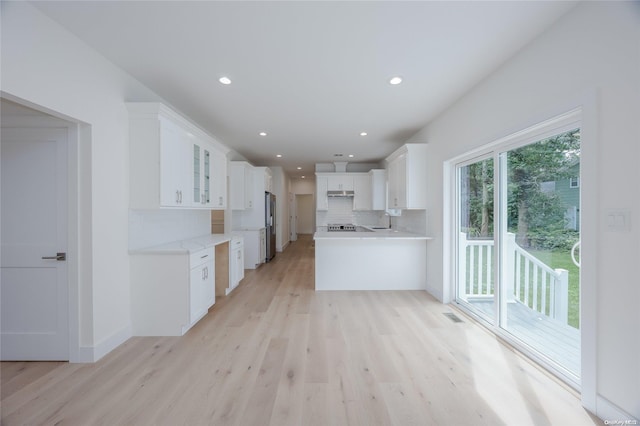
[1,127,69,360]
[290,193,297,242]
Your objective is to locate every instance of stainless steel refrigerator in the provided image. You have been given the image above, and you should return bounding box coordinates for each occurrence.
[265,192,276,262]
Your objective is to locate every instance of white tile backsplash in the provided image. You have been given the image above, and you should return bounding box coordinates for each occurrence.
[395,209,427,235]
[316,197,384,227]
[315,197,427,234]
[129,209,211,250]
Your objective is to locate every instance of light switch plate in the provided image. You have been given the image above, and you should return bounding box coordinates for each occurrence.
[604,208,631,233]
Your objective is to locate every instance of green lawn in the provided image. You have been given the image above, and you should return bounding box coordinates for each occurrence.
[528,249,580,329]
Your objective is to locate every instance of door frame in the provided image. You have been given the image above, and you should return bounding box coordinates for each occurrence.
[443,98,598,412]
[1,93,87,362]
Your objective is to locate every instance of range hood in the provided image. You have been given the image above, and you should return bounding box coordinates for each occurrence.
[327,190,354,197]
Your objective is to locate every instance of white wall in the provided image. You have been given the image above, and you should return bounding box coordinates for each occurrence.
[270,166,290,251]
[2,2,166,360]
[295,195,315,234]
[410,2,639,419]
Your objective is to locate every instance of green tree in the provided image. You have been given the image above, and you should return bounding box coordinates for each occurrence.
[507,129,580,247]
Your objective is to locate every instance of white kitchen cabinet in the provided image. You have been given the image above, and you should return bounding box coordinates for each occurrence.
[386,144,427,210]
[210,145,227,209]
[259,228,266,263]
[370,169,387,211]
[191,140,214,208]
[131,247,215,336]
[352,173,372,211]
[159,117,191,207]
[327,174,354,191]
[316,176,328,211]
[190,249,215,322]
[228,237,245,294]
[264,167,273,193]
[230,161,255,210]
[233,229,264,269]
[128,102,229,210]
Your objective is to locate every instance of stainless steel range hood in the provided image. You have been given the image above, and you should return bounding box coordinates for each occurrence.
[327,190,354,197]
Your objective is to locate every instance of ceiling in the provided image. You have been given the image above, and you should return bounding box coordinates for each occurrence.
[31,1,577,178]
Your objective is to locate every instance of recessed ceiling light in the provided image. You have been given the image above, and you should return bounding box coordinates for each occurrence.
[259,132,267,136]
[219,76,232,85]
[389,76,403,85]
[301,176,306,179]
[297,167,302,170]
[276,154,282,158]
[360,132,367,136]
[348,154,354,158]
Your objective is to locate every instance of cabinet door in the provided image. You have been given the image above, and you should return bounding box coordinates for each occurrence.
[204,259,215,308]
[244,166,254,209]
[370,169,387,211]
[327,174,354,191]
[353,174,372,211]
[233,247,244,287]
[388,153,407,209]
[159,119,190,207]
[189,263,207,324]
[259,229,266,263]
[316,177,328,210]
[192,143,203,206]
[211,146,227,209]
[230,162,254,210]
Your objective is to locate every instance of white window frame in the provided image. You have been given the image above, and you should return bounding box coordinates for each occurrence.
[570,176,580,188]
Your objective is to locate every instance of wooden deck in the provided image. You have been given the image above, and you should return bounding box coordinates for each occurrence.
[467,299,580,377]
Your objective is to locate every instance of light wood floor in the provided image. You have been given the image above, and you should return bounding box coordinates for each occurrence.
[1,235,599,425]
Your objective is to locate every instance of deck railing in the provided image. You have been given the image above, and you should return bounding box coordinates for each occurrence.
[459,232,569,324]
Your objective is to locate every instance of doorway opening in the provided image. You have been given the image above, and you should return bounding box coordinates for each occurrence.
[1,97,83,362]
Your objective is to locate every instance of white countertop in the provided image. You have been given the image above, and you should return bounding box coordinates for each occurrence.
[130,233,239,255]
[314,226,431,240]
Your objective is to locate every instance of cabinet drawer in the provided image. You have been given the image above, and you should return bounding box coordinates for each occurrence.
[231,237,243,249]
[190,249,212,267]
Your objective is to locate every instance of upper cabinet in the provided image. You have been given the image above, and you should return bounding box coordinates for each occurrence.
[264,167,273,193]
[369,169,387,211]
[326,174,354,191]
[210,146,227,209]
[128,103,229,210]
[316,176,329,211]
[352,174,371,211]
[229,161,254,210]
[385,144,428,210]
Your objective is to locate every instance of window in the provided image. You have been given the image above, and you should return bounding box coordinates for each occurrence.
[569,177,579,188]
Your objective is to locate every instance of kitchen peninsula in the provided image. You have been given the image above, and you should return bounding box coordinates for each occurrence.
[314,227,431,290]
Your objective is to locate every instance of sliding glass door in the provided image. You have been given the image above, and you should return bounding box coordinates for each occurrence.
[456,156,495,324]
[456,124,581,382]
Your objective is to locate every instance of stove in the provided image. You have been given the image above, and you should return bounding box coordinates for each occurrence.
[327,223,356,232]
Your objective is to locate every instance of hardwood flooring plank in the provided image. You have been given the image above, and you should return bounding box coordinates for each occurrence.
[1,235,598,426]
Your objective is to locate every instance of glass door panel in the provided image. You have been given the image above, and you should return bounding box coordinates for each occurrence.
[456,157,495,324]
[499,129,581,378]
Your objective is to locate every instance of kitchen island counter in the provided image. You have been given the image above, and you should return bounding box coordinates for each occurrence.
[314,228,430,291]
[314,227,431,240]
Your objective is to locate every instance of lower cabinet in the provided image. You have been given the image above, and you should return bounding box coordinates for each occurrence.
[131,247,215,336]
[228,237,245,294]
[233,229,265,269]
[189,249,215,323]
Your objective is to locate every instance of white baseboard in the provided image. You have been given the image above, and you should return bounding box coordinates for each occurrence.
[597,395,638,423]
[71,324,132,363]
